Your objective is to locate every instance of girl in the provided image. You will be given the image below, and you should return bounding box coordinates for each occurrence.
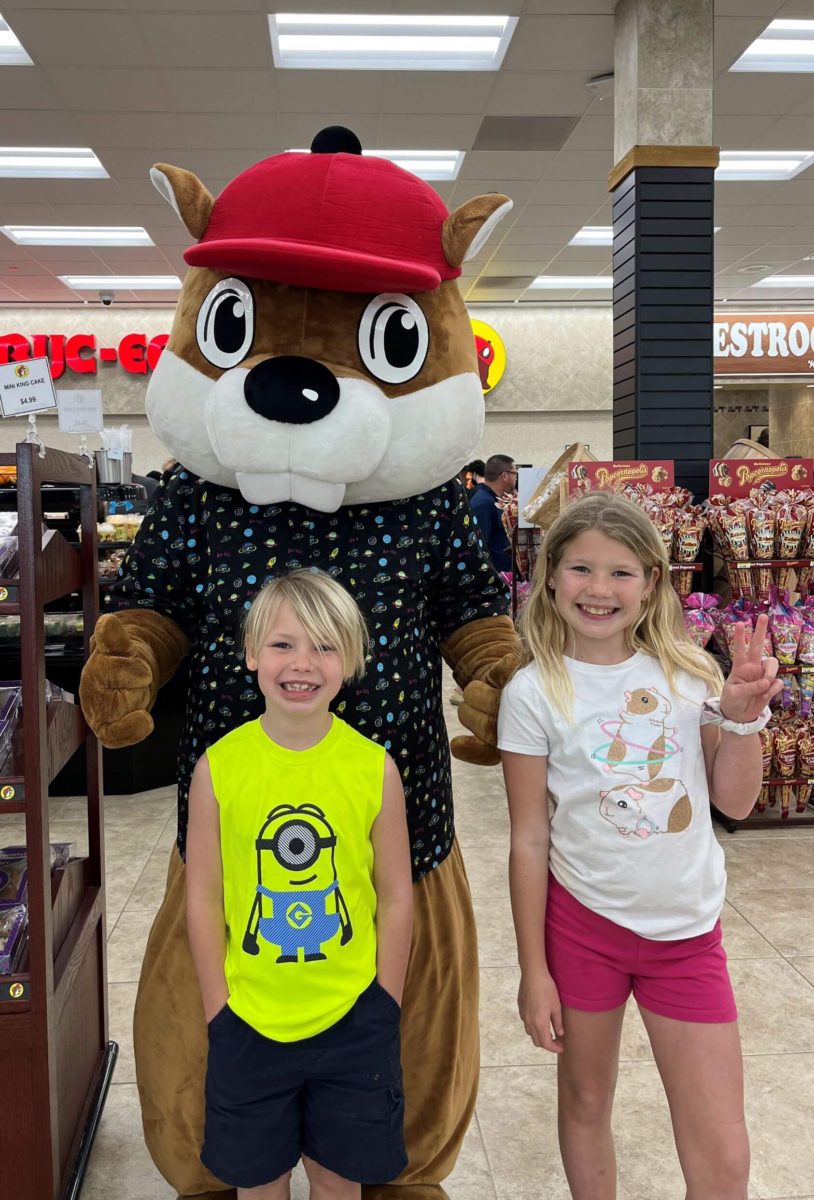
[186,569,413,1200]
[497,492,781,1200]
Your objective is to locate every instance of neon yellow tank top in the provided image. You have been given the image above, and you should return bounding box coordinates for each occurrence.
[207,716,385,1042]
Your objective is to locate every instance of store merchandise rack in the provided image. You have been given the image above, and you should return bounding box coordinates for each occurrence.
[0,444,116,1200]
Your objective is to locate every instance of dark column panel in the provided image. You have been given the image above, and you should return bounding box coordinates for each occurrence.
[611,166,714,497]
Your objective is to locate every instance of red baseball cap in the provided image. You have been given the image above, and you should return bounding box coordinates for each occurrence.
[184,128,460,293]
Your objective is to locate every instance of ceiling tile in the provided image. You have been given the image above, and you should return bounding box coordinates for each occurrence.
[486,71,594,118]
[501,16,614,73]
[274,71,383,116]
[73,112,189,148]
[33,179,127,206]
[97,149,186,180]
[514,203,597,227]
[716,205,814,227]
[713,115,778,147]
[528,178,607,205]
[564,114,613,150]
[714,180,784,208]
[9,11,152,67]
[501,224,583,246]
[377,114,482,148]
[473,115,578,151]
[136,13,271,70]
[481,261,549,277]
[713,72,814,117]
[544,150,613,180]
[277,115,380,152]
[450,180,537,206]
[0,68,63,110]
[46,67,171,112]
[162,68,275,114]
[179,114,280,150]
[759,114,814,147]
[715,225,788,245]
[524,0,616,11]
[546,246,612,268]
[0,110,85,143]
[381,73,493,117]
[460,151,557,181]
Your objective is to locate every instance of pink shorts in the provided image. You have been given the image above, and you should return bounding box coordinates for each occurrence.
[545,874,737,1024]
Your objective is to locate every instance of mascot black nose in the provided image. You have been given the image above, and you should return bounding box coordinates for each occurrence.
[244,356,340,425]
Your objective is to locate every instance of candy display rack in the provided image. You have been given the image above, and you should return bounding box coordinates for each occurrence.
[0,444,116,1200]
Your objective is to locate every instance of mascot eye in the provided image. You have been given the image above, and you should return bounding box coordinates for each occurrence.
[274,822,317,869]
[358,293,429,385]
[196,277,254,369]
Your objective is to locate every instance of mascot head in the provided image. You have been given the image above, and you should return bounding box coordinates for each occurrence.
[146,126,511,511]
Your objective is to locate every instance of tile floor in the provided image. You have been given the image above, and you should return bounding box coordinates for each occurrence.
[5,679,814,1199]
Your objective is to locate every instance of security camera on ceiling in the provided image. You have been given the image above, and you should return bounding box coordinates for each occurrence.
[99,291,114,306]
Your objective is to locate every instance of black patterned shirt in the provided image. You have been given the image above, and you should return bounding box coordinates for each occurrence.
[106,467,508,881]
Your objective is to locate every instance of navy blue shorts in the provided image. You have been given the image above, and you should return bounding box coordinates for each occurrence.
[201,979,407,1188]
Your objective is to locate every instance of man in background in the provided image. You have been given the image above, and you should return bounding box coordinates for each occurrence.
[469,454,517,575]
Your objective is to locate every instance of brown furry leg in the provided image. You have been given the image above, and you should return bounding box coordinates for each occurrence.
[361,840,479,1200]
[133,848,233,1196]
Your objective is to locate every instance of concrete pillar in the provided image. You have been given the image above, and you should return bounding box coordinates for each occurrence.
[611,0,717,498]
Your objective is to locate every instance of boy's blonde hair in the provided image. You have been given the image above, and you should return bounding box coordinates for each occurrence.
[519,492,722,719]
[244,569,369,682]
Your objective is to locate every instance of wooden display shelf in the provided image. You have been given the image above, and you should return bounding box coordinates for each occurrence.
[0,443,115,1200]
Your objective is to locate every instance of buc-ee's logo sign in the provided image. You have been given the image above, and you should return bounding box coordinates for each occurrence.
[0,332,169,379]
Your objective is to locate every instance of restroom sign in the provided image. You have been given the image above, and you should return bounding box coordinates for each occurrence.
[0,356,58,417]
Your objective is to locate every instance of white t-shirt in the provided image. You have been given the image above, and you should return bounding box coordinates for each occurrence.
[497,651,725,940]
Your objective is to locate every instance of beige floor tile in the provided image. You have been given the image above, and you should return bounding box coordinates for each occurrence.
[746,1054,814,1198]
[156,816,179,851]
[478,1063,761,1200]
[722,900,780,960]
[107,910,157,984]
[444,1111,499,1199]
[723,837,814,896]
[472,891,517,968]
[465,839,511,901]
[82,1084,174,1200]
[108,981,138,1085]
[125,847,172,912]
[789,958,814,986]
[729,890,814,957]
[479,967,653,1069]
[732,959,814,1056]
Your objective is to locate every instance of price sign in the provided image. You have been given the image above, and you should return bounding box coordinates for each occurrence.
[0,356,57,417]
[56,389,104,433]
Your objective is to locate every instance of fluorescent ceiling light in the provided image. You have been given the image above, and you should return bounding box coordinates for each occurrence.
[715,150,814,181]
[59,275,181,290]
[731,19,814,72]
[0,147,108,179]
[2,225,153,246]
[0,15,32,66]
[289,147,463,180]
[569,226,613,246]
[269,13,517,71]
[752,274,814,287]
[569,224,720,245]
[528,275,613,289]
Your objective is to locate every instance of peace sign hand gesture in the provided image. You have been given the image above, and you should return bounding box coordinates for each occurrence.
[720,616,783,724]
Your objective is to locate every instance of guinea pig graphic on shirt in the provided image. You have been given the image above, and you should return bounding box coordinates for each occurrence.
[594,686,691,838]
[599,777,692,839]
[601,687,676,782]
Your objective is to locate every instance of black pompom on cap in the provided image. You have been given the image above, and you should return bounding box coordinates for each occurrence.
[310,126,363,156]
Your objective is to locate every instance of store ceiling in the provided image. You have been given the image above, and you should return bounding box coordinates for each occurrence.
[2,0,814,307]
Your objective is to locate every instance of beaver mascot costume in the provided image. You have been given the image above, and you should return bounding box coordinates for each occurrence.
[80,127,519,1200]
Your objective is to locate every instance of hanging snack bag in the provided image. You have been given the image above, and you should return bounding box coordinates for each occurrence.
[683,593,719,649]
[768,587,804,665]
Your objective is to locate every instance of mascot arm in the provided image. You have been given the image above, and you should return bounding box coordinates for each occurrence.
[440,615,521,768]
[79,609,189,749]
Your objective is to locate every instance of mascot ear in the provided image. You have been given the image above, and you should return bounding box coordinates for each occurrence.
[442,193,513,268]
[150,163,215,240]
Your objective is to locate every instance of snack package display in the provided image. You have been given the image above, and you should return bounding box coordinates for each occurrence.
[683,593,719,648]
[756,727,773,813]
[706,488,814,601]
[0,853,27,904]
[768,588,804,665]
[0,683,21,773]
[0,904,27,974]
[772,724,798,819]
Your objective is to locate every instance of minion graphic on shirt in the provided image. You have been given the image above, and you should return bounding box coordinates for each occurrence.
[242,804,353,963]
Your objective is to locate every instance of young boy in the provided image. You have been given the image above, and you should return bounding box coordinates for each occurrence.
[186,568,413,1200]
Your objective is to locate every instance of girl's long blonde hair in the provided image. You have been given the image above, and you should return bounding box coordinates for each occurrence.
[519,492,722,718]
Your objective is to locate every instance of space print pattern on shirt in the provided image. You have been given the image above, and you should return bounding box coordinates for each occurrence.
[105,468,507,881]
